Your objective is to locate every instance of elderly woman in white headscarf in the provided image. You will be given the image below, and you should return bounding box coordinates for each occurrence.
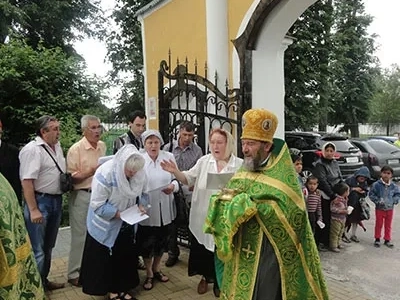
[80,145,148,300]
[136,129,179,291]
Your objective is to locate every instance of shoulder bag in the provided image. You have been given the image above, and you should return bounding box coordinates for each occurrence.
[41,145,73,193]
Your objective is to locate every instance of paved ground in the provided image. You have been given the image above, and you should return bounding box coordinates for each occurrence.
[46,227,375,300]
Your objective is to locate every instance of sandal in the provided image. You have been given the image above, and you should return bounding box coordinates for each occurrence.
[109,294,120,300]
[119,292,136,300]
[143,277,154,290]
[153,271,169,282]
[342,236,351,243]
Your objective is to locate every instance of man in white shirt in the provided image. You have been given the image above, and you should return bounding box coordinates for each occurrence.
[19,115,66,291]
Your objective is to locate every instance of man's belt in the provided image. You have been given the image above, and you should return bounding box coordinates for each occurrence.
[78,188,92,193]
[34,191,62,197]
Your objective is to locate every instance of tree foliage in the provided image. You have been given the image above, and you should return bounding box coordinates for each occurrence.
[329,0,378,137]
[285,0,378,135]
[285,0,334,130]
[106,0,152,121]
[0,40,106,146]
[0,0,105,51]
[369,65,400,135]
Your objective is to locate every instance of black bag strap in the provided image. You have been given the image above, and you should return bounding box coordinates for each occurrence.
[41,145,64,174]
[171,178,184,196]
[119,136,125,146]
[169,136,174,153]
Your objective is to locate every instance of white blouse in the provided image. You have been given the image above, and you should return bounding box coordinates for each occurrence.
[140,150,179,227]
[183,154,243,251]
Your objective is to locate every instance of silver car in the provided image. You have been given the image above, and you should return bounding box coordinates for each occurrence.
[350,139,400,180]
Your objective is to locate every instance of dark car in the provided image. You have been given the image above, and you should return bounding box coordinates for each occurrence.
[367,136,398,144]
[285,131,363,178]
[350,139,400,180]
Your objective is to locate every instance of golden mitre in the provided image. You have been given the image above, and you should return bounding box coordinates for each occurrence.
[241,108,278,143]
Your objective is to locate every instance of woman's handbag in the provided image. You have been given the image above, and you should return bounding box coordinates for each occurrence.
[172,180,189,226]
[41,145,73,193]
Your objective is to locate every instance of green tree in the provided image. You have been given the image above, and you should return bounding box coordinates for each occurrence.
[0,0,105,51]
[106,0,152,121]
[285,0,334,131]
[369,65,400,135]
[329,0,377,137]
[0,40,107,146]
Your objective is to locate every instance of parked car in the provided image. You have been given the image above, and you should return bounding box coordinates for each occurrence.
[367,136,398,144]
[350,139,400,180]
[285,131,364,178]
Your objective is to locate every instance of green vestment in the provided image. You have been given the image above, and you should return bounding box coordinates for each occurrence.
[0,173,45,299]
[204,139,329,300]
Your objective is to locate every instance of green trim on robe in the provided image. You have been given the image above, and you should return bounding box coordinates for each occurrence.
[0,173,45,299]
[205,138,329,300]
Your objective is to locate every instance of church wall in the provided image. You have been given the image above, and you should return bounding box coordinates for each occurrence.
[142,0,207,129]
[227,0,255,86]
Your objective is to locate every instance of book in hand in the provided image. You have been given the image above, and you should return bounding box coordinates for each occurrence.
[206,172,235,190]
[120,204,149,225]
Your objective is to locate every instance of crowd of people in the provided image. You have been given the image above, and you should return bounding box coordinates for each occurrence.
[290,142,400,254]
[0,107,398,300]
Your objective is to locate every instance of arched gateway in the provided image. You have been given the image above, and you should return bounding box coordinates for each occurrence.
[137,0,317,140]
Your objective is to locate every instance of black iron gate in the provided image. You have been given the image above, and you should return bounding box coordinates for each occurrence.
[158,53,249,245]
[158,53,248,155]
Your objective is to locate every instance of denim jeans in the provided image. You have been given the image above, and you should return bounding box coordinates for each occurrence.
[24,193,62,284]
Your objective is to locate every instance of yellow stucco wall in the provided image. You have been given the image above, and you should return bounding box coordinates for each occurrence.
[142,0,207,129]
[227,0,255,85]
[142,0,255,128]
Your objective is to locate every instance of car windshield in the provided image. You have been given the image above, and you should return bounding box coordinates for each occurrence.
[368,140,400,153]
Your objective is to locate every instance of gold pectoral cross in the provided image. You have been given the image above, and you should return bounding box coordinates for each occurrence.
[241,244,255,259]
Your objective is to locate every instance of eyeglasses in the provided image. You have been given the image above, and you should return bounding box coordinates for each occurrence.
[87,126,102,133]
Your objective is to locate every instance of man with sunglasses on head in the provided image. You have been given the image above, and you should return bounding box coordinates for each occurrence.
[19,115,66,291]
[66,115,106,287]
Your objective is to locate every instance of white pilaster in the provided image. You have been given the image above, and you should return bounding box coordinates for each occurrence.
[205,0,229,90]
[252,37,293,139]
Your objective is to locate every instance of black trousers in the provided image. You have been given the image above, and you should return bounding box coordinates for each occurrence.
[315,198,331,247]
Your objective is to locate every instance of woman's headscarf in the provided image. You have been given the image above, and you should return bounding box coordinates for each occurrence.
[141,129,164,146]
[112,144,146,198]
[209,128,235,159]
[322,142,336,159]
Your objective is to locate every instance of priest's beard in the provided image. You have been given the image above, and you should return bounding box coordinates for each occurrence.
[243,149,263,171]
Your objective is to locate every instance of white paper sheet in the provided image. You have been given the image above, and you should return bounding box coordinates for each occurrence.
[206,173,235,190]
[147,184,170,193]
[120,204,149,225]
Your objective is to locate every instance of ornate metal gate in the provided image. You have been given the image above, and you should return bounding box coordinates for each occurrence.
[158,53,248,156]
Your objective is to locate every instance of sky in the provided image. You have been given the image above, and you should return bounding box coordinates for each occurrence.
[73,0,400,107]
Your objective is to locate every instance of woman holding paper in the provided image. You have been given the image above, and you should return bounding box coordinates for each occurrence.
[80,145,148,300]
[160,128,243,297]
[136,129,179,291]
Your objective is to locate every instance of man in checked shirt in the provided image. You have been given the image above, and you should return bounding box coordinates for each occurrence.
[163,121,203,267]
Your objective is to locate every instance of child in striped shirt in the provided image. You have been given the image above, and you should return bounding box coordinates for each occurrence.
[305,176,323,235]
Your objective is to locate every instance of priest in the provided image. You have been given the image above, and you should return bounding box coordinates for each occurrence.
[204,108,329,300]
